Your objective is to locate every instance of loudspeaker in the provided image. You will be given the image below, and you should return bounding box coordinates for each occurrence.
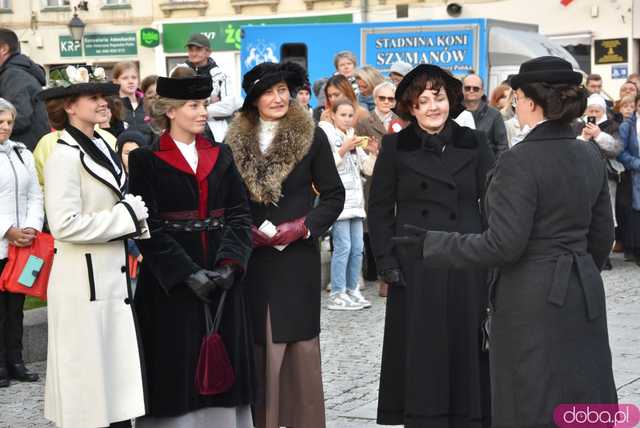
[446,2,462,17]
[280,43,308,71]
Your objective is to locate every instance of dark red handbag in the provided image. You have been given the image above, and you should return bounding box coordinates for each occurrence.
[195,290,235,395]
[0,232,54,301]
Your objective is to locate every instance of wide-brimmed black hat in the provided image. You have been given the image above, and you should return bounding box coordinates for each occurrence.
[393,64,463,121]
[156,75,213,100]
[38,83,119,101]
[241,62,307,112]
[38,65,120,101]
[510,56,582,90]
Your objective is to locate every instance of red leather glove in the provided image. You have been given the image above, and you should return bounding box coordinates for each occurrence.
[251,225,272,248]
[271,217,309,246]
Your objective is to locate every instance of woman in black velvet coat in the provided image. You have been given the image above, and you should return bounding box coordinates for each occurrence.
[128,75,254,427]
[367,64,494,427]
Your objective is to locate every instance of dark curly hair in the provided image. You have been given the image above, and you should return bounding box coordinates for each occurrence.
[519,82,588,124]
[395,73,464,121]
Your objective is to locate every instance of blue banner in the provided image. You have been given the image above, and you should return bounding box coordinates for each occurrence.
[361,24,480,77]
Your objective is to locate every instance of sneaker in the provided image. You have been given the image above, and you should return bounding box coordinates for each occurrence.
[327,293,364,311]
[347,289,372,308]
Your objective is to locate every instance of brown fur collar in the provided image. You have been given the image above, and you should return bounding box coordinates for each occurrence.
[226,102,315,205]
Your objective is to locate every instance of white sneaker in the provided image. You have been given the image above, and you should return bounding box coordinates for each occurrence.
[327,292,364,311]
[347,288,372,308]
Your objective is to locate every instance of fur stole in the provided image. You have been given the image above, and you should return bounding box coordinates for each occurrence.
[226,103,315,205]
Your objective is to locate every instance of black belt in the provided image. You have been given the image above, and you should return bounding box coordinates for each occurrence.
[157,209,225,232]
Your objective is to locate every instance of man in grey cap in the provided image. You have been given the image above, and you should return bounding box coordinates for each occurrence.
[179,33,240,142]
[388,61,412,86]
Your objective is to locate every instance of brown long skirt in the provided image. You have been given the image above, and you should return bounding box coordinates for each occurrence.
[254,308,326,428]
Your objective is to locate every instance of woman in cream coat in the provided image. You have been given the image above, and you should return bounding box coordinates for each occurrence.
[39,72,150,428]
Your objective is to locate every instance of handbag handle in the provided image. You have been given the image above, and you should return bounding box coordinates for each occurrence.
[203,289,228,335]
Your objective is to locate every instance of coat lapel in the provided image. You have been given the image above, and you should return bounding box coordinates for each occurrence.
[154,133,195,176]
[441,122,478,176]
[60,130,124,198]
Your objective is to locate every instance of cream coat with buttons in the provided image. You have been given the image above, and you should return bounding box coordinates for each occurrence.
[43,130,150,428]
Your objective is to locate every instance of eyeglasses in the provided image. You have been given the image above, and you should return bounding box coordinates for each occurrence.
[463,86,482,93]
[377,96,395,103]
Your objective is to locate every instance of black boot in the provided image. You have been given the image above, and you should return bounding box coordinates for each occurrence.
[603,257,613,270]
[0,366,9,387]
[8,363,39,382]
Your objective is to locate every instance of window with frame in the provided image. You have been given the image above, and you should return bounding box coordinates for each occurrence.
[45,0,70,7]
[0,0,10,9]
[104,0,130,5]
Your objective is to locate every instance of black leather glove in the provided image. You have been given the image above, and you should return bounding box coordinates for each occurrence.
[206,264,240,291]
[186,270,217,303]
[380,268,404,287]
[391,224,428,248]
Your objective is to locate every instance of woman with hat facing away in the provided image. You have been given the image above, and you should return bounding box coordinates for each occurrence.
[367,64,495,427]
[40,66,150,428]
[395,56,618,426]
[126,74,254,427]
[225,62,344,428]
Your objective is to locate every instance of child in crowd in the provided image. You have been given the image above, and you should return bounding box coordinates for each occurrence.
[112,62,153,144]
[319,98,376,310]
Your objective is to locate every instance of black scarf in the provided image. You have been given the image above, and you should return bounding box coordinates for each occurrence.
[65,125,124,188]
[413,119,454,155]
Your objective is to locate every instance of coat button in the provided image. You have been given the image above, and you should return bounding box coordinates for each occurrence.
[422,209,429,217]
[448,183,456,190]
[121,266,126,273]
[421,181,428,190]
[124,298,130,305]
[449,212,457,221]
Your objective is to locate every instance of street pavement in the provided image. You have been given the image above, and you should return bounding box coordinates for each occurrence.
[1,253,638,427]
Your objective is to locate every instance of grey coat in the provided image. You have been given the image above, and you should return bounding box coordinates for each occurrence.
[471,101,509,157]
[0,54,49,150]
[419,121,617,427]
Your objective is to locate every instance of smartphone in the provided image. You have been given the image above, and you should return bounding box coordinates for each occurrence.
[18,255,44,288]
[587,116,596,124]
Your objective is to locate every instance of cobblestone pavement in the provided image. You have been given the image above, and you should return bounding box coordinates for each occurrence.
[1,253,638,427]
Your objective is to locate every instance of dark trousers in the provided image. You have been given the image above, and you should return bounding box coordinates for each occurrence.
[0,258,25,364]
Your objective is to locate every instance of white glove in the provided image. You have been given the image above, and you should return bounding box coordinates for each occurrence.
[123,194,149,221]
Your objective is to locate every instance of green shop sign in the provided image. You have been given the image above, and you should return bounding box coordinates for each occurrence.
[140,28,160,48]
[162,14,353,53]
[59,33,138,57]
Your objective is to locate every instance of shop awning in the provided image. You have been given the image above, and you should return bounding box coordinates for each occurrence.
[546,32,592,47]
[489,26,581,69]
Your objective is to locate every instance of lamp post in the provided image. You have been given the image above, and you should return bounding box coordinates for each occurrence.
[68,12,86,42]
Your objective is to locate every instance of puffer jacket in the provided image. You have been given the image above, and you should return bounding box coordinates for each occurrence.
[0,54,49,150]
[319,121,372,221]
[0,139,44,259]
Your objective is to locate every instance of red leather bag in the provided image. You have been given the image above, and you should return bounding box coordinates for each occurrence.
[0,232,54,301]
[195,290,235,395]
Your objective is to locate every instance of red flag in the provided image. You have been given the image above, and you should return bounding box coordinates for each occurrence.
[561,0,574,5]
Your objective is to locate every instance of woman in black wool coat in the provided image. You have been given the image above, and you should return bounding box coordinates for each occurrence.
[128,74,255,427]
[225,62,344,428]
[367,64,495,427]
[395,57,618,427]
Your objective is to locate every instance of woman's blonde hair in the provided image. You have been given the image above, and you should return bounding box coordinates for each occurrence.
[372,80,396,98]
[333,51,357,69]
[355,66,385,93]
[147,67,197,134]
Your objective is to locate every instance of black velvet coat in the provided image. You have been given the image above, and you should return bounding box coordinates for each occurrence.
[128,133,254,417]
[420,121,618,427]
[226,103,345,344]
[368,120,495,427]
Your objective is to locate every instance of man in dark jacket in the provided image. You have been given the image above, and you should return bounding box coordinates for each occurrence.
[463,73,509,157]
[0,29,48,150]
